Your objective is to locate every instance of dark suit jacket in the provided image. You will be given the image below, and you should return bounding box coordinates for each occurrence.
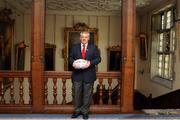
[68,43,101,83]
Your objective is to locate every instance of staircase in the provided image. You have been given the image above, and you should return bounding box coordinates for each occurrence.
[94,85,180,109]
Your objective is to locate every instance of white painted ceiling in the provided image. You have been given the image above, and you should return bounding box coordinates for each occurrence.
[5,0,153,13]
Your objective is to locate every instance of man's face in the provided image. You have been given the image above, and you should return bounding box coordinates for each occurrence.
[80,33,89,44]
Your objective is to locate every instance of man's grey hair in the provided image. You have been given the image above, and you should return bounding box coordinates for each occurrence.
[80,31,90,37]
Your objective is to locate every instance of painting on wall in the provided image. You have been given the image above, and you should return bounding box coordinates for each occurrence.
[44,43,56,71]
[107,45,121,71]
[0,8,14,89]
[0,10,14,70]
[138,33,148,60]
[15,42,25,70]
[63,23,98,71]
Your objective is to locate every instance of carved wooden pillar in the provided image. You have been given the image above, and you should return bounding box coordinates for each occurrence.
[31,0,45,112]
[120,0,136,112]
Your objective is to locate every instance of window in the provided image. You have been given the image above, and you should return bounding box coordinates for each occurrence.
[151,7,176,87]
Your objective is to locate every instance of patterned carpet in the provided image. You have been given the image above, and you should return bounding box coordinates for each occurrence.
[0,113,180,120]
[143,109,180,115]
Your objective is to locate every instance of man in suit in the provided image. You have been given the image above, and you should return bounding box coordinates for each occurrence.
[68,31,101,119]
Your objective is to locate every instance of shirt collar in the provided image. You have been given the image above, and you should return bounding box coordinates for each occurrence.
[81,43,88,48]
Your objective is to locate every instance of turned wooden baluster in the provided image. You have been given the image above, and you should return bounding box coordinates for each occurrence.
[19,77,24,104]
[117,79,121,105]
[62,78,67,104]
[99,78,103,105]
[10,78,15,104]
[44,78,48,104]
[108,78,112,105]
[28,78,32,104]
[53,78,57,104]
[0,80,5,104]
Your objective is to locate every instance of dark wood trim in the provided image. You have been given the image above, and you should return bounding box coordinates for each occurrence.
[44,105,120,114]
[0,71,31,77]
[0,105,32,113]
[121,0,136,112]
[44,71,121,79]
[0,71,120,78]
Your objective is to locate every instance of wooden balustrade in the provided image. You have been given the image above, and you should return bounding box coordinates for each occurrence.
[10,78,15,104]
[19,77,24,104]
[108,78,112,105]
[99,78,103,105]
[44,78,48,104]
[62,78,67,104]
[0,70,121,113]
[0,80,5,104]
[44,71,121,113]
[0,71,32,113]
[0,71,31,105]
[53,78,58,104]
[28,78,32,105]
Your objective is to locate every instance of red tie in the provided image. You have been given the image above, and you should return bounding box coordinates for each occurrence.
[82,44,86,59]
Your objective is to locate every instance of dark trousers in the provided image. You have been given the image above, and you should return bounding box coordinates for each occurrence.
[73,81,94,114]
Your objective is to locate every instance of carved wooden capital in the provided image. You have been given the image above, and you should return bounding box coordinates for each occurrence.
[73,22,89,31]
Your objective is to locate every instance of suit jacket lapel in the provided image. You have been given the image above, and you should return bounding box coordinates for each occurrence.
[78,43,82,59]
[85,44,90,59]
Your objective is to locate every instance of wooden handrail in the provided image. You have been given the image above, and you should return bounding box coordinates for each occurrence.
[0,71,31,78]
[0,71,120,79]
[44,71,121,79]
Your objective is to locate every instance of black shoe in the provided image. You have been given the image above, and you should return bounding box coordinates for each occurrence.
[71,112,81,118]
[82,113,88,119]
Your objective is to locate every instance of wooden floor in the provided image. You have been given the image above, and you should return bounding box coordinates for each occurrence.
[0,113,180,120]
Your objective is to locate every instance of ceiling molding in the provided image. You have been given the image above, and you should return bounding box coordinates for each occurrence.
[6,0,27,13]
[6,0,153,15]
[25,10,121,16]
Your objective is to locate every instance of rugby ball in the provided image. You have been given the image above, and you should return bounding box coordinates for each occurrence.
[73,59,88,69]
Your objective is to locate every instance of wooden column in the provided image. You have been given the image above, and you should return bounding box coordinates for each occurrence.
[120,0,136,112]
[31,0,45,113]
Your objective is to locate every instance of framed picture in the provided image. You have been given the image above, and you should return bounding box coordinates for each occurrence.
[44,43,56,71]
[138,33,148,60]
[107,45,121,71]
[63,23,98,71]
[0,9,14,70]
[15,42,26,70]
[0,8,14,89]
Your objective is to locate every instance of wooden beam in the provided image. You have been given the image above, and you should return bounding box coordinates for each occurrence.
[120,0,136,113]
[44,105,120,114]
[31,0,45,113]
[0,105,32,113]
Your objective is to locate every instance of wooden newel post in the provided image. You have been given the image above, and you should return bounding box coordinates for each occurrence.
[120,0,136,113]
[31,0,45,113]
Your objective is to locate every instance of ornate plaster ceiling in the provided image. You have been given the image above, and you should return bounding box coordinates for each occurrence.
[6,0,153,13]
